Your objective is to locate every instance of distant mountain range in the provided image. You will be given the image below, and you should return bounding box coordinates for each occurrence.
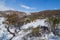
[0,10,26,18]
[0,10,60,18]
[31,10,60,17]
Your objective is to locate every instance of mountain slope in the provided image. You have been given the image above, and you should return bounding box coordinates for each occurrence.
[0,10,60,40]
[31,10,60,17]
[0,10,26,18]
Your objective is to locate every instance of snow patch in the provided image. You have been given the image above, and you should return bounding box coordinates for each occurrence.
[21,19,47,29]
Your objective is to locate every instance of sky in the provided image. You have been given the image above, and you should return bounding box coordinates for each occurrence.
[0,0,60,12]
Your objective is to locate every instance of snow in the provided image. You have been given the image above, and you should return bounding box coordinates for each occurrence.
[9,27,16,33]
[49,32,60,40]
[0,17,13,40]
[12,30,32,40]
[0,17,60,40]
[21,19,47,29]
[25,12,31,15]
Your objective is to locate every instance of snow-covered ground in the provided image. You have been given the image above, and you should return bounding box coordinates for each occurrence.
[0,17,13,40]
[0,17,60,40]
[21,19,47,29]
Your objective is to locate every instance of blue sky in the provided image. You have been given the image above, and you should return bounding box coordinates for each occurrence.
[0,0,60,12]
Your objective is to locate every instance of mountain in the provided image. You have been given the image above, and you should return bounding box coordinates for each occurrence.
[0,10,60,18]
[0,10,60,40]
[31,10,60,18]
[0,10,60,25]
[0,10,26,18]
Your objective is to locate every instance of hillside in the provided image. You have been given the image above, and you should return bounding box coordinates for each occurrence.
[31,10,60,18]
[0,10,60,26]
[0,10,60,18]
[0,10,26,18]
[0,10,60,40]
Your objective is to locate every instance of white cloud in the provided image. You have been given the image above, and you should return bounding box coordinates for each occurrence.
[54,8,58,10]
[0,4,15,11]
[0,0,15,11]
[20,4,36,10]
